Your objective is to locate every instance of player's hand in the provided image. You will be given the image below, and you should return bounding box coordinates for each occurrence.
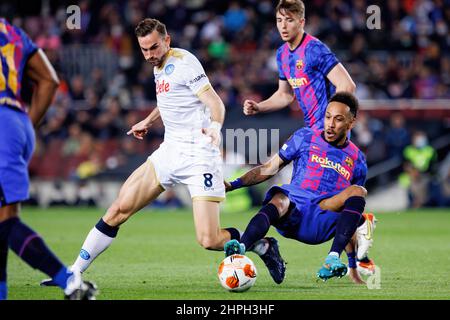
[224,180,232,192]
[348,268,365,285]
[127,120,150,140]
[202,121,221,147]
[243,99,260,115]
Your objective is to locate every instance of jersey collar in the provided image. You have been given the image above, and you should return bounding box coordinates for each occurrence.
[156,48,173,72]
[288,32,307,53]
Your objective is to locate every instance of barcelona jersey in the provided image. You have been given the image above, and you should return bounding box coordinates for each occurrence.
[277,33,339,130]
[262,127,367,243]
[0,19,37,206]
[0,18,38,112]
[277,127,367,204]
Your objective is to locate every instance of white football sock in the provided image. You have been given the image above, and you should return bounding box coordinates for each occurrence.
[251,239,269,256]
[329,251,340,258]
[72,227,115,273]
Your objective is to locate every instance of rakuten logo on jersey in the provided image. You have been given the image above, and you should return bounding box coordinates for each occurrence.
[310,154,351,180]
[156,79,170,94]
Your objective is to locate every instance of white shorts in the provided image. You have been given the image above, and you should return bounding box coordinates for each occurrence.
[148,141,225,202]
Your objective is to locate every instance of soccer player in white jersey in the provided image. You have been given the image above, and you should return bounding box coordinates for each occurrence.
[41,18,242,281]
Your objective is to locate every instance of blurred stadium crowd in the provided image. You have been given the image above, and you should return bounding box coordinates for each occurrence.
[1,0,449,208]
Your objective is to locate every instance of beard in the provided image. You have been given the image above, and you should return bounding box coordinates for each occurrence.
[147,47,170,67]
[147,57,162,67]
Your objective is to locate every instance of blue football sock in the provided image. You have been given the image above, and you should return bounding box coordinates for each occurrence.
[225,227,241,241]
[0,240,7,288]
[347,251,357,269]
[95,218,119,238]
[8,219,65,279]
[241,204,280,250]
[0,281,6,300]
[0,218,18,301]
[330,196,365,256]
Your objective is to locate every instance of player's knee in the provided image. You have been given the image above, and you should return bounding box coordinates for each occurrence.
[197,235,220,250]
[0,203,20,222]
[269,194,290,216]
[348,185,367,198]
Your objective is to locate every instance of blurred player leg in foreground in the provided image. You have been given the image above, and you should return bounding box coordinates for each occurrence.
[0,18,97,300]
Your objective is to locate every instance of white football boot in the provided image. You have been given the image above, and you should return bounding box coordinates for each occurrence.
[356,213,377,276]
[64,269,98,300]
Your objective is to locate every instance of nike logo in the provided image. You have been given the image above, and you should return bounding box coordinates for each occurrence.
[365,218,372,240]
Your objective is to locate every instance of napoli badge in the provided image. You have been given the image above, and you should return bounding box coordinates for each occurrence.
[165,64,175,75]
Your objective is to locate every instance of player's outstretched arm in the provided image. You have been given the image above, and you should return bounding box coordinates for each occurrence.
[127,107,160,140]
[225,154,287,192]
[326,63,356,93]
[198,84,225,147]
[25,49,60,128]
[243,80,294,115]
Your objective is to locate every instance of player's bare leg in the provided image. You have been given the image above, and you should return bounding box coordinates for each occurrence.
[319,185,367,211]
[103,160,164,226]
[72,159,164,273]
[0,203,20,222]
[192,199,232,250]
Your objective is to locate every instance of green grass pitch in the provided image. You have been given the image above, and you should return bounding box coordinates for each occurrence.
[6,207,450,300]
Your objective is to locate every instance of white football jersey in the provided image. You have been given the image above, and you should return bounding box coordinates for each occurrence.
[154,48,216,155]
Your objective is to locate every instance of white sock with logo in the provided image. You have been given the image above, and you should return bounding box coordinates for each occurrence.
[72,227,115,273]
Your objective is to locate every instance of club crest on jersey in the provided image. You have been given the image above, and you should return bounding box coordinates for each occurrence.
[296,59,304,70]
[345,156,354,168]
[165,64,175,75]
[311,154,351,180]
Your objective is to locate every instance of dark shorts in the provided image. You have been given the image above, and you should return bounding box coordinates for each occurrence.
[263,185,341,245]
[0,106,35,206]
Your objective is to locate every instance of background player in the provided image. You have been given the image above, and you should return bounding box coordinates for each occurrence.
[242,0,356,130]
[225,92,370,283]
[242,0,376,273]
[0,18,97,300]
[41,18,242,279]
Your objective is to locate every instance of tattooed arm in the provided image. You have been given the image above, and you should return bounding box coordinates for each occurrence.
[225,154,288,192]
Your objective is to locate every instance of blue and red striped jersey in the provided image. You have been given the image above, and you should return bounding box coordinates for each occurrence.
[279,127,367,197]
[0,18,38,112]
[277,33,339,130]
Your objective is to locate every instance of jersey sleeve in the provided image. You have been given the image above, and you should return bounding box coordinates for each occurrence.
[278,128,307,163]
[306,40,339,76]
[352,152,368,186]
[181,54,211,95]
[276,47,287,81]
[17,26,38,61]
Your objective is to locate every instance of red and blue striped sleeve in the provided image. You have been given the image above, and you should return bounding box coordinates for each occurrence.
[352,151,368,186]
[278,128,309,163]
[16,25,38,62]
[305,39,339,76]
[276,46,287,81]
